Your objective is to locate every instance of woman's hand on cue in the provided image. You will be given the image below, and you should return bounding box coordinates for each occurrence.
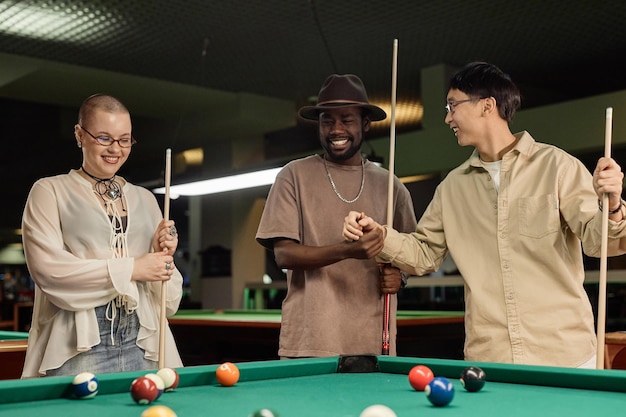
[153,219,179,255]
[132,251,175,282]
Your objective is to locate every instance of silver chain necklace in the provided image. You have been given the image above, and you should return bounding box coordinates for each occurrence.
[323,155,365,204]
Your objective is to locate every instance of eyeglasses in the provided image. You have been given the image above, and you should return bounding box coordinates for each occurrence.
[445,98,483,114]
[80,125,137,148]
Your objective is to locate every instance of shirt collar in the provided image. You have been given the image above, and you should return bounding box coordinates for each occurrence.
[468,130,535,168]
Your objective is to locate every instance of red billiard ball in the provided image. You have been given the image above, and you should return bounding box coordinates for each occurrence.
[157,367,180,392]
[425,376,455,407]
[216,362,240,387]
[144,373,165,399]
[408,365,434,391]
[460,366,486,392]
[130,376,159,405]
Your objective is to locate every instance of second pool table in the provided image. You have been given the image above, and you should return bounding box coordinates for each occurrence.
[168,309,465,364]
[0,330,29,380]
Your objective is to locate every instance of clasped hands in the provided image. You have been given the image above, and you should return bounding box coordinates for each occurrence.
[343,211,385,246]
[343,211,401,294]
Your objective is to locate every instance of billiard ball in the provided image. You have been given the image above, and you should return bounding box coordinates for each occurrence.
[157,367,180,392]
[407,365,434,391]
[359,404,397,417]
[216,362,240,387]
[130,376,159,405]
[71,372,99,399]
[141,405,178,417]
[249,409,279,417]
[144,373,165,398]
[460,366,486,392]
[425,376,455,407]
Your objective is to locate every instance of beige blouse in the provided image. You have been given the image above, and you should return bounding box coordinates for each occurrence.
[21,169,183,377]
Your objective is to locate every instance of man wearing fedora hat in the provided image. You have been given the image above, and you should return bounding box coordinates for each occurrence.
[256,74,417,358]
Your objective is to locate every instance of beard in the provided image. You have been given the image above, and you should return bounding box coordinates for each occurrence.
[323,135,362,161]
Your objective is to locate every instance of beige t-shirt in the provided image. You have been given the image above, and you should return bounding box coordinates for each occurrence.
[256,155,417,357]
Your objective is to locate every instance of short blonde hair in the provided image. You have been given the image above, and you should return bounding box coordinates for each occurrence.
[78,94,129,127]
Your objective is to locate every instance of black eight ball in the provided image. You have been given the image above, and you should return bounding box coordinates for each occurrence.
[460,366,486,392]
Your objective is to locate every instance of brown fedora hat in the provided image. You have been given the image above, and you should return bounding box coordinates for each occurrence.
[298,74,387,121]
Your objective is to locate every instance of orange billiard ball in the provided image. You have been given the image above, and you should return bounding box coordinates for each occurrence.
[216,362,240,387]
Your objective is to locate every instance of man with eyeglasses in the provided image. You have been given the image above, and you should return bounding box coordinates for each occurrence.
[343,62,626,368]
[21,94,184,377]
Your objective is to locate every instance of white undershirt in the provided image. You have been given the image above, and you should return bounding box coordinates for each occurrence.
[480,159,502,193]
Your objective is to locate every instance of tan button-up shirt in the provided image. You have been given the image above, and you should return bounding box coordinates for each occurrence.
[378,132,626,367]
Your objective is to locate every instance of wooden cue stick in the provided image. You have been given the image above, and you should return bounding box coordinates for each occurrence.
[596,107,612,369]
[382,38,399,355]
[159,148,172,369]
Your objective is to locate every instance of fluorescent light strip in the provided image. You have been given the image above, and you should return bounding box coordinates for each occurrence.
[153,167,283,197]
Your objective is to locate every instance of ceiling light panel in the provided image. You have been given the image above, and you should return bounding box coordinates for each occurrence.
[0,1,125,45]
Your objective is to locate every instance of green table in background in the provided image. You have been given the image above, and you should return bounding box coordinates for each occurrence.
[0,330,29,380]
[168,309,465,365]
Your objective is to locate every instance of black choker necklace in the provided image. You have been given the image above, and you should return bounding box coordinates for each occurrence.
[81,167,124,207]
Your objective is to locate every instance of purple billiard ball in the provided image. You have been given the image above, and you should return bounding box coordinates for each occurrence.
[425,376,455,407]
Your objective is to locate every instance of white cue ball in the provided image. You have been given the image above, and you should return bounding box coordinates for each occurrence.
[360,404,398,417]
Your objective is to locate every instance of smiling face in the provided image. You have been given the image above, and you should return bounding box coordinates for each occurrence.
[318,107,370,165]
[75,108,132,178]
[444,89,486,148]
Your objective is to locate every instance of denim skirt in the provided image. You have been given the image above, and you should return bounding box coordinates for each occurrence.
[46,302,156,376]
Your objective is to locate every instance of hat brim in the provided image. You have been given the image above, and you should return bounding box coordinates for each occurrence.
[298,103,387,122]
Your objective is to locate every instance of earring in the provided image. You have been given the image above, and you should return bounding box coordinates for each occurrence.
[77,142,82,148]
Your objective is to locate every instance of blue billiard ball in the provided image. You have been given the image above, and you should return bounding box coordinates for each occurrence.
[425,376,455,407]
[72,372,99,399]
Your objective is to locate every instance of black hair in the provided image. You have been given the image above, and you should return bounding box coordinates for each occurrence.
[448,62,521,122]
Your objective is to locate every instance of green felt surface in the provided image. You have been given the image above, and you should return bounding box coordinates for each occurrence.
[0,357,624,417]
[170,309,464,322]
[0,330,29,341]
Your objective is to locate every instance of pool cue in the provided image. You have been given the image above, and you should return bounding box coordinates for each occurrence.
[382,38,399,355]
[596,107,612,369]
[159,148,172,369]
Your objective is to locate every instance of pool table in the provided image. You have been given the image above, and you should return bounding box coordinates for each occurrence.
[168,309,465,365]
[0,330,29,380]
[0,356,624,416]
